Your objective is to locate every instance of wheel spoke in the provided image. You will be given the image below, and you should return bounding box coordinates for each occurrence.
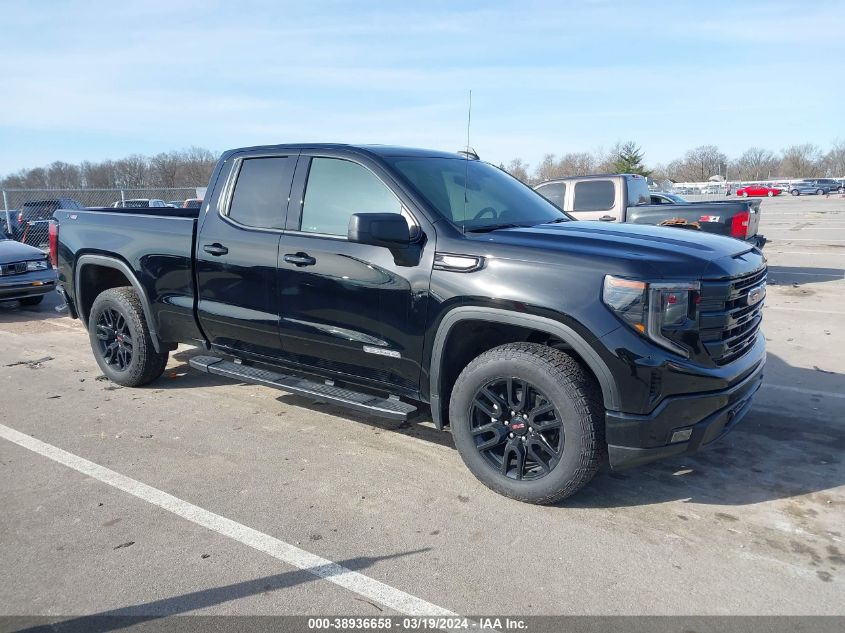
[529,403,562,433]
[506,378,530,412]
[472,386,507,418]
[95,325,113,341]
[501,438,527,479]
[472,422,508,452]
[527,436,560,474]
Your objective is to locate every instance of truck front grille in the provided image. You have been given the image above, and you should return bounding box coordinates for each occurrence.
[0,262,28,276]
[698,266,766,365]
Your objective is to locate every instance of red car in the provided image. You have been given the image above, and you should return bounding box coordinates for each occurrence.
[736,184,782,197]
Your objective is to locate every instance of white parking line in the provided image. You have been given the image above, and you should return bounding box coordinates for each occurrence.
[0,423,456,617]
[765,306,845,315]
[762,384,845,400]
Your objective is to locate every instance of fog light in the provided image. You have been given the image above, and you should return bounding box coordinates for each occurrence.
[670,428,693,444]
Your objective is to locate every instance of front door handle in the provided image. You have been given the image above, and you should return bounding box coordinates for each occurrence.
[283,252,317,267]
[203,243,229,256]
[599,215,616,222]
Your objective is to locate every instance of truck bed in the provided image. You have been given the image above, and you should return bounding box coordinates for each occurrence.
[53,207,202,345]
[626,199,763,246]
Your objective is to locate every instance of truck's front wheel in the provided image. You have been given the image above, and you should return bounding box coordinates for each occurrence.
[449,343,603,505]
[88,287,168,387]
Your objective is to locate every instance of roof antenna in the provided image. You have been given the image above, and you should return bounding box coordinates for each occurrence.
[461,89,472,234]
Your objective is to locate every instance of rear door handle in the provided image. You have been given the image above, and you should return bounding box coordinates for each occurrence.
[203,243,229,256]
[283,252,317,267]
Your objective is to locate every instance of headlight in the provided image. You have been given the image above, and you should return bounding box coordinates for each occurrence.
[26,259,49,271]
[602,275,699,357]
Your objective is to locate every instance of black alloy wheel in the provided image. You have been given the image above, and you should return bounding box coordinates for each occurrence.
[95,307,134,371]
[469,377,564,480]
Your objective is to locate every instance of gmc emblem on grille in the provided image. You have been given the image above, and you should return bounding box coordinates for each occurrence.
[745,284,766,307]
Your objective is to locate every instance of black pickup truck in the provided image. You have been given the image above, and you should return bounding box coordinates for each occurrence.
[53,144,767,504]
[534,174,766,249]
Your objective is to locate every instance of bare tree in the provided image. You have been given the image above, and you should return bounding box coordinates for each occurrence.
[731,147,779,181]
[46,161,82,188]
[558,152,597,176]
[780,144,823,178]
[673,145,728,182]
[112,155,149,188]
[500,158,530,183]
[822,139,845,177]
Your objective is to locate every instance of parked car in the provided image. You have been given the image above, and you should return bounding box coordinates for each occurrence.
[736,184,782,198]
[182,198,203,209]
[788,181,830,196]
[166,200,183,208]
[650,192,690,205]
[534,174,765,248]
[112,198,168,208]
[13,198,85,244]
[53,144,767,504]
[810,178,844,194]
[0,228,57,306]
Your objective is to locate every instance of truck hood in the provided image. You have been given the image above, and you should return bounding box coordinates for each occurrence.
[0,239,47,265]
[476,221,761,280]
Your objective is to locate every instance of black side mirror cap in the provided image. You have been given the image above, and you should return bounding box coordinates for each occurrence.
[348,213,411,248]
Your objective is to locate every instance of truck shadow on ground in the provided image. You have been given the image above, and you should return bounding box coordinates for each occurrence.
[165,350,843,508]
[766,265,844,285]
[14,549,429,633]
[0,291,67,324]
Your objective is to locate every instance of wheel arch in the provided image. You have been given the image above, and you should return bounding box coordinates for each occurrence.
[74,254,162,353]
[428,307,619,429]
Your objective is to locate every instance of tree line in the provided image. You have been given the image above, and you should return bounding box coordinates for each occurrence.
[500,140,845,185]
[3,140,844,190]
[0,147,218,190]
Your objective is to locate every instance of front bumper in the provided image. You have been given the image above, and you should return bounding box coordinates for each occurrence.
[605,349,765,470]
[0,270,57,301]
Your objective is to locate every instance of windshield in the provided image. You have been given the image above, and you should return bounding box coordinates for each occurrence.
[387,157,569,230]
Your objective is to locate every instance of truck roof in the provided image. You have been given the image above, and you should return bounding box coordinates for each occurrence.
[223,143,461,160]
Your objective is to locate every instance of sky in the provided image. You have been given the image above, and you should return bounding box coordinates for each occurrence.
[1,0,843,176]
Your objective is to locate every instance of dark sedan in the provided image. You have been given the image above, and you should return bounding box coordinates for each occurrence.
[0,229,58,306]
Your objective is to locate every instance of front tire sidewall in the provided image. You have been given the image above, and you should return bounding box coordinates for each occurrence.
[450,350,597,503]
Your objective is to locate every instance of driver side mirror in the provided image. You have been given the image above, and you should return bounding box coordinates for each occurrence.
[348,213,411,248]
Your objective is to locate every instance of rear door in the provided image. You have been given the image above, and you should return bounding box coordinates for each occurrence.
[569,178,622,221]
[195,151,298,360]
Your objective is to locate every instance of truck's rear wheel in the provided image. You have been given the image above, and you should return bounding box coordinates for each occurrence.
[449,343,603,505]
[88,287,168,387]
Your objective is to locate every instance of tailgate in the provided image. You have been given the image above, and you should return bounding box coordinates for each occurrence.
[744,199,762,238]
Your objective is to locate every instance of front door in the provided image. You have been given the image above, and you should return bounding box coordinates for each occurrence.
[195,152,297,360]
[275,153,433,394]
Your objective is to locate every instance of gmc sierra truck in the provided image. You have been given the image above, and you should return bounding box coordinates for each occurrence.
[534,174,766,249]
[52,144,767,504]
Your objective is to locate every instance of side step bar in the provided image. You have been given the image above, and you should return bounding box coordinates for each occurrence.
[188,355,417,421]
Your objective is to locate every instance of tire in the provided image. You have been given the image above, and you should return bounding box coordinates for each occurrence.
[817,189,824,196]
[19,295,44,307]
[767,191,774,197]
[838,187,844,194]
[791,190,799,196]
[741,191,748,197]
[449,342,603,505]
[88,287,168,387]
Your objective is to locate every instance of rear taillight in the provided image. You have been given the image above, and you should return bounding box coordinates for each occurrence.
[731,210,750,238]
[17,212,23,225]
[48,221,59,267]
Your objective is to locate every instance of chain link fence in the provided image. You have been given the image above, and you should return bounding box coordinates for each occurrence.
[2,187,203,249]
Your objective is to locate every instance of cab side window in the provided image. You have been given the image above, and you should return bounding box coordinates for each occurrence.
[300,158,404,236]
[535,182,566,209]
[573,180,615,211]
[227,156,295,229]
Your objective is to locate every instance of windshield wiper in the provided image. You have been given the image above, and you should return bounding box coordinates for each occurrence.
[539,217,570,225]
[466,223,532,233]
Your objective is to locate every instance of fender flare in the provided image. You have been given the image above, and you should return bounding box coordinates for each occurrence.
[74,254,162,353]
[428,307,619,429]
